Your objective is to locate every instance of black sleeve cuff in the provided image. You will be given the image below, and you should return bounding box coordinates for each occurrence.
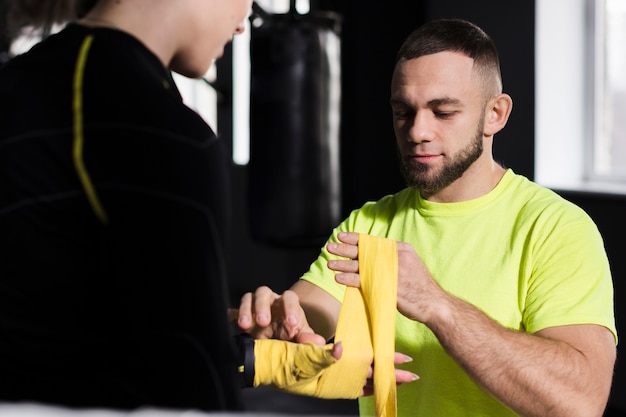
[235,333,255,388]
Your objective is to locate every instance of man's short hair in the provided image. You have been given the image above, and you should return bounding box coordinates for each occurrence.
[396,18,503,96]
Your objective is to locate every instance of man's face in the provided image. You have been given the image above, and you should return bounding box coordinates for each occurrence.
[390,51,489,195]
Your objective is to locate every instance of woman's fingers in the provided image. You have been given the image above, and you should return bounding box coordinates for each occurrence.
[361,353,419,396]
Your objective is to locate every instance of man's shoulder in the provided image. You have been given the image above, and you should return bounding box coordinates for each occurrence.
[506,173,594,227]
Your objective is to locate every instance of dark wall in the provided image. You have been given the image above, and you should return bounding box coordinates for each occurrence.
[327,1,426,212]
[558,191,626,415]
[224,0,624,415]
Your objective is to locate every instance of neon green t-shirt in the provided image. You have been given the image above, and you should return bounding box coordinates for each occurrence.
[301,169,617,417]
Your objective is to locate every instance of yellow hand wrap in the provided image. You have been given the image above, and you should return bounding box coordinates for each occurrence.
[253,234,398,416]
[357,234,398,417]
[253,340,341,396]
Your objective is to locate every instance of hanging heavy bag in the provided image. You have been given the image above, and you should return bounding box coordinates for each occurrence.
[248,4,342,248]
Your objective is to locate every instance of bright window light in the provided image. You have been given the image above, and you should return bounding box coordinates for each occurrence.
[591,0,626,179]
[232,19,251,165]
[535,0,626,194]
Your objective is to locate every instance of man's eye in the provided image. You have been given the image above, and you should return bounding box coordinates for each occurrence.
[435,111,454,119]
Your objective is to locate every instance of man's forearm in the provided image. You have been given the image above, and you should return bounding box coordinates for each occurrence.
[425,293,615,417]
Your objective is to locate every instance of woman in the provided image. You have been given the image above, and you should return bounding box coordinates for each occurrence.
[0,0,252,411]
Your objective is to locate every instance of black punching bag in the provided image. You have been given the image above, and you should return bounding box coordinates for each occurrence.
[248,4,342,248]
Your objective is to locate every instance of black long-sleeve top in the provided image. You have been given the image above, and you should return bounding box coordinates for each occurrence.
[0,23,243,411]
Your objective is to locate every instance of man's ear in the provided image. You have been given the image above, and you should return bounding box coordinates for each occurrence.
[484,93,513,136]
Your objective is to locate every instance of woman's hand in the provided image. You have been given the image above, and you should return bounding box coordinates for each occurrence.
[230,285,326,345]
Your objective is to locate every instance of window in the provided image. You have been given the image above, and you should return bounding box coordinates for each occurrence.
[591,0,626,180]
[536,0,626,194]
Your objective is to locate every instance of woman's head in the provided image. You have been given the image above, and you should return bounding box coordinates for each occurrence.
[167,0,252,78]
[78,0,252,78]
[2,0,252,78]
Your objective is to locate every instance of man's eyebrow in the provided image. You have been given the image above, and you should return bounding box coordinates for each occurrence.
[427,97,462,107]
[389,97,463,107]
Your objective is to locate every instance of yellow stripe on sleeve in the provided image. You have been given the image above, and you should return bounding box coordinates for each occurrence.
[72,35,108,224]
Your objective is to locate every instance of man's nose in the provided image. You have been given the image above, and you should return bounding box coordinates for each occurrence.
[407,112,434,143]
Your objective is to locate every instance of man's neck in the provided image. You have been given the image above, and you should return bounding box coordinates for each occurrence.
[421,162,506,203]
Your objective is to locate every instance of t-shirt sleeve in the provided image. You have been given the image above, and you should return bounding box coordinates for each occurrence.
[523,208,617,344]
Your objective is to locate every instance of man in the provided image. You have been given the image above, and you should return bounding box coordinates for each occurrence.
[236,19,618,417]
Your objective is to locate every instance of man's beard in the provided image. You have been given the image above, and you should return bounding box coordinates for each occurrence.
[398,117,485,194]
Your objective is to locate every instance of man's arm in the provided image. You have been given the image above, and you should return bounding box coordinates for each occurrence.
[424,293,616,417]
[290,280,342,342]
[329,232,616,417]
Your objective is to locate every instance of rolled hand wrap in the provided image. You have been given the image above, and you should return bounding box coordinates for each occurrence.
[250,234,397,415]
